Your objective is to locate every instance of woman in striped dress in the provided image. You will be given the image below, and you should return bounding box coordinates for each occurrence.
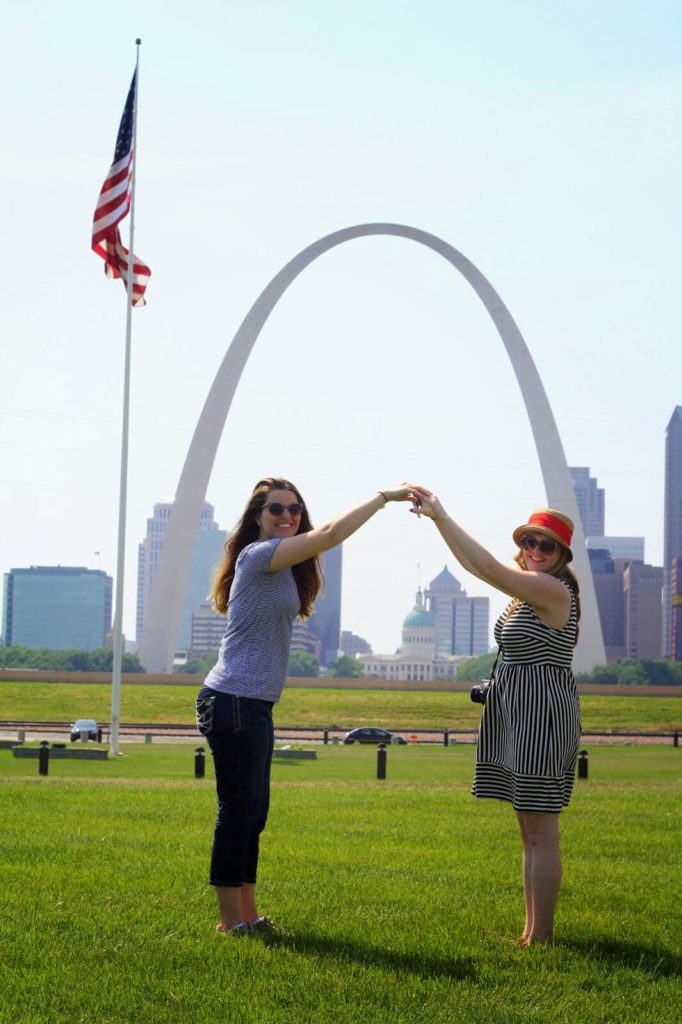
[408,492,581,946]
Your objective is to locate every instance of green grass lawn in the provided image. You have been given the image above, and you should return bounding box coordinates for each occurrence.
[0,744,680,1023]
[1,681,681,732]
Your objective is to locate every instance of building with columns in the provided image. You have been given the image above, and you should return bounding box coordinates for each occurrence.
[358,588,466,682]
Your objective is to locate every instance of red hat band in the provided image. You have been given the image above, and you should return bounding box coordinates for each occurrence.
[527,512,573,547]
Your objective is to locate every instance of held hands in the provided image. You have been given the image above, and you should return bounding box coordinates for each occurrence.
[380,484,447,521]
[404,485,447,522]
[379,484,423,504]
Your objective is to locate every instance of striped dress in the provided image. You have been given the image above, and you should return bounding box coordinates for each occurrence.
[472,584,581,813]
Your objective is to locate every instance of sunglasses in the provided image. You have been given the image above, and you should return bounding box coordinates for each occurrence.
[262,502,304,516]
[520,534,558,556]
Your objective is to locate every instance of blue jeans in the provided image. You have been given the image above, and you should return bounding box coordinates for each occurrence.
[196,687,275,887]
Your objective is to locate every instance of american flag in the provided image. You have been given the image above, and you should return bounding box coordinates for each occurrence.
[91,71,151,306]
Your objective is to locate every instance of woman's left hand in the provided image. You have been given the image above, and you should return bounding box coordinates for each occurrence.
[380,483,424,504]
[398,484,443,520]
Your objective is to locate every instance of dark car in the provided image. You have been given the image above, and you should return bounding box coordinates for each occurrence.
[343,727,407,745]
[70,718,98,742]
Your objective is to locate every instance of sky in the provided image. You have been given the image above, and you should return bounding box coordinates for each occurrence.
[2,0,681,658]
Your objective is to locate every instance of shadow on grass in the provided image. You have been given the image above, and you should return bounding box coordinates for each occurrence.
[267,929,478,982]
[561,936,682,978]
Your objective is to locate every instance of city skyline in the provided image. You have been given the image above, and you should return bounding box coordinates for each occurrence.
[2,2,681,656]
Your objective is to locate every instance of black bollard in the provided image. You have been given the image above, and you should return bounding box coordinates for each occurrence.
[96,727,103,744]
[674,732,679,748]
[443,730,449,747]
[377,743,387,780]
[323,729,329,745]
[38,740,50,777]
[194,746,205,779]
[577,749,588,780]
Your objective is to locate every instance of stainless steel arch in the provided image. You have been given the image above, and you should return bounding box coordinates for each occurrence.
[138,223,606,673]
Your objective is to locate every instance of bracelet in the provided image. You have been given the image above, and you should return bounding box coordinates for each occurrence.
[378,491,388,506]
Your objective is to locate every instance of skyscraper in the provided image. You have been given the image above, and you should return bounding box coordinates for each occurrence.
[671,557,682,661]
[663,407,682,659]
[586,537,644,561]
[587,550,626,663]
[425,566,489,657]
[568,467,605,536]
[3,566,113,650]
[137,502,227,652]
[307,545,342,666]
[623,562,663,660]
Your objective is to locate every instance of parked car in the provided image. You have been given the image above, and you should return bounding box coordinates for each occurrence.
[70,718,98,742]
[343,727,407,745]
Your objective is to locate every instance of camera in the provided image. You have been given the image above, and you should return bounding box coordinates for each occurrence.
[470,680,491,705]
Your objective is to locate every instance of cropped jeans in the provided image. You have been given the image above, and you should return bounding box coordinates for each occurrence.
[196,687,275,887]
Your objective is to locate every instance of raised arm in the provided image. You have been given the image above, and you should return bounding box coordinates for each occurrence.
[408,487,570,626]
[268,485,418,572]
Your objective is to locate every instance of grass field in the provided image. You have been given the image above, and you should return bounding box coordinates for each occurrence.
[0,743,680,1023]
[1,681,681,733]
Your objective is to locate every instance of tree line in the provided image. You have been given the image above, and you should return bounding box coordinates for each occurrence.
[0,646,144,673]
[1,645,680,685]
[454,652,682,686]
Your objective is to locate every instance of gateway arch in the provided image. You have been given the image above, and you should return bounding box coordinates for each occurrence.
[138,223,606,674]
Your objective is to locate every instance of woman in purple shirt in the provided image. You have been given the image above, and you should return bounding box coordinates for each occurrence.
[196,476,418,936]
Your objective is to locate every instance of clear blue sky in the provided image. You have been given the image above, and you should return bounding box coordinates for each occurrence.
[2,1,681,654]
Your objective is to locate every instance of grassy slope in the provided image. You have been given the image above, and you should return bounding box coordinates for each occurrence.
[0,681,681,732]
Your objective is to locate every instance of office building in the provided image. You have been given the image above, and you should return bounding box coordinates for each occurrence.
[623,562,663,660]
[290,620,323,661]
[671,557,682,662]
[2,566,112,650]
[189,603,226,658]
[137,501,227,652]
[588,549,664,664]
[340,631,372,658]
[586,537,645,561]
[663,407,682,658]
[569,467,605,536]
[425,566,489,657]
[587,550,627,663]
[307,546,342,666]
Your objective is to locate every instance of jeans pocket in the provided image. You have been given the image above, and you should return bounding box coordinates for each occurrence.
[196,692,217,736]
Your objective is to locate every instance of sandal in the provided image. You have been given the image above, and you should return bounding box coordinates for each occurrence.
[250,916,276,934]
[216,921,252,936]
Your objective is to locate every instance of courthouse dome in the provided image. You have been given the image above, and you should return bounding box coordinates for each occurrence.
[403,588,433,628]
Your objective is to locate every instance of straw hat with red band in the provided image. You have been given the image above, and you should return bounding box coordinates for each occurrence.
[512,508,574,561]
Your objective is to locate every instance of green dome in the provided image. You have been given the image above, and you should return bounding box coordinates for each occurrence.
[403,607,433,628]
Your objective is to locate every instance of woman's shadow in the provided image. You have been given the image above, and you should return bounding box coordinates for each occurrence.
[267,929,478,982]
[559,936,682,978]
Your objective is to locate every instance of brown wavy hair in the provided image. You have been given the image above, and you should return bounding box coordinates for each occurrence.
[210,477,323,618]
[504,547,581,645]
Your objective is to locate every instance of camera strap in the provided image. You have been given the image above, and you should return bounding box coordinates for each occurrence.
[489,644,503,681]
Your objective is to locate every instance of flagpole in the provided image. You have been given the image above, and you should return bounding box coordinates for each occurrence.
[110,38,142,756]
